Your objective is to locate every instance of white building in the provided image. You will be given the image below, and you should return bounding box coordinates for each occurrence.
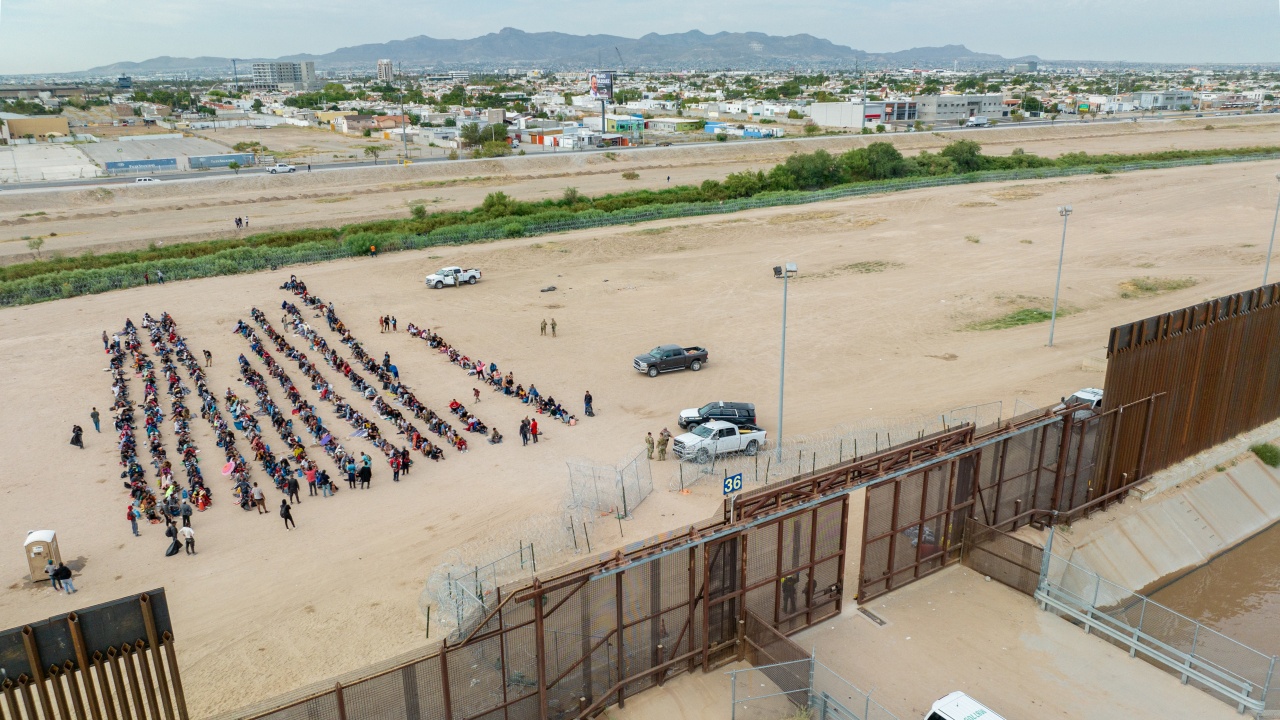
[251,62,318,92]
[914,94,1008,124]
[377,60,394,83]
[1134,90,1194,111]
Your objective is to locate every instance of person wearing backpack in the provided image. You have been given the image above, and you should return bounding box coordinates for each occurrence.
[127,505,140,536]
[280,500,295,530]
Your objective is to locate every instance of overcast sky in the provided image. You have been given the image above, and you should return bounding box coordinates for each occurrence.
[0,0,1276,74]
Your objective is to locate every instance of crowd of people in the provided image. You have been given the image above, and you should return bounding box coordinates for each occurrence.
[140,314,215,511]
[281,277,485,455]
[403,323,580,427]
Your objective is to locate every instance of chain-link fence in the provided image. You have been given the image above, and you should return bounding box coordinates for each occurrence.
[729,658,898,720]
[423,543,538,641]
[7,152,1280,307]
[566,447,654,518]
[668,402,1003,494]
[1037,551,1277,716]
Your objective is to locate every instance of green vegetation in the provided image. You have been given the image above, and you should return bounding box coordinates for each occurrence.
[1250,443,1280,468]
[1118,277,1198,299]
[842,261,903,273]
[4,141,1280,306]
[621,171,639,180]
[965,235,981,244]
[966,308,1063,331]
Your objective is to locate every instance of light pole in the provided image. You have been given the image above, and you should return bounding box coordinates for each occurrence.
[773,263,797,461]
[1264,173,1280,286]
[1048,206,1072,347]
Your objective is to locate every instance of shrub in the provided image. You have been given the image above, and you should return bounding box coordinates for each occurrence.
[1251,443,1280,467]
[621,171,639,180]
[411,205,427,220]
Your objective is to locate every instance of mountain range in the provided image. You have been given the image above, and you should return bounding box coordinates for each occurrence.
[81,28,1038,75]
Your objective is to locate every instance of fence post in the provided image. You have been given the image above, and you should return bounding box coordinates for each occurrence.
[1263,656,1277,711]
[730,670,737,720]
[1085,571,1101,635]
[1132,599,1146,658]
[1184,624,1199,684]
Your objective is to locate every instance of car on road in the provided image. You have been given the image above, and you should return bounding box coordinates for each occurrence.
[633,344,708,377]
[678,401,756,429]
[673,420,766,463]
[134,177,159,183]
[267,163,296,174]
[656,142,673,147]
[425,266,482,288]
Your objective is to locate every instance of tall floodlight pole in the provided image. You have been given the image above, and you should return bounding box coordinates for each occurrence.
[773,263,797,461]
[1048,206,1072,347]
[1264,173,1280,286]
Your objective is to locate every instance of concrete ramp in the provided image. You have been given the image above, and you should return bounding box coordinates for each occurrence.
[1061,455,1280,594]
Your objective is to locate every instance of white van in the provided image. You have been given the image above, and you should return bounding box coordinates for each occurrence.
[927,692,1006,720]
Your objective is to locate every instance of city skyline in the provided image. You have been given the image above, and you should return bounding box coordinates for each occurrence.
[0,0,1277,74]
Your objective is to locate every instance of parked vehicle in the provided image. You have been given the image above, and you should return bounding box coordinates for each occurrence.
[656,141,673,147]
[1054,387,1103,418]
[425,266,482,288]
[633,345,709,377]
[134,177,159,183]
[965,116,990,127]
[673,420,766,463]
[267,163,296,173]
[678,401,756,429]
[926,692,1006,720]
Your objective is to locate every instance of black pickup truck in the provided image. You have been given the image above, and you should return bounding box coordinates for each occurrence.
[633,344,708,378]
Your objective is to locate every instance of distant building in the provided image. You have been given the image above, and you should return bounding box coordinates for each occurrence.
[485,108,506,125]
[251,62,319,92]
[809,101,917,128]
[914,94,1008,124]
[116,76,133,90]
[377,60,394,83]
[3,116,71,140]
[449,71,471,84]
[1134,90,1193,111]
[333,114,379,134]
[0,84,86,100]
[1012,62,1038,73]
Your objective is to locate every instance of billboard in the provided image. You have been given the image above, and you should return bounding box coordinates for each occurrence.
[105,158,178,173]
[589,71,614,100]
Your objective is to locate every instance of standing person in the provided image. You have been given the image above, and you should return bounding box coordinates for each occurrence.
[102,330,110,352]
[379,316,386,333]
[90,407,101,433]
[245,216,249,228]
[346,458,357,489]
[203,349,212,367]
[179,501,193,527]
[550,318,557,337]
[645,432,655,460]
[358,464,371,489]
[400,448,411,476]
[391,454,401,483]
[391,317,397,332]
[179,525,196,555]
[306,465,318,496]
[127,505,140,536]
[657,428,671,461]
[70,425,84,449]
[252,482,266,514]
[781,574,798,614]
[55,563,76,594]
[540,319,547,336]
[280,500,295,530]
[144,272,150,285]
[287,475,301,504]
[473,387,481,404]
[45,559,61,590]
[584,391,594,417]
[157,270,165,285]
[319,469,333,497]
[529,418,539,444]
[519,418,530,446]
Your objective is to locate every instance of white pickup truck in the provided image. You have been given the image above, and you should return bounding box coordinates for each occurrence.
[266,163,296,173]
[673,420,767,463]
[425,266,482,288]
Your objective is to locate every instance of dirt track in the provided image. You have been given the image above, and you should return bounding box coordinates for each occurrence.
[0,118,1279,718]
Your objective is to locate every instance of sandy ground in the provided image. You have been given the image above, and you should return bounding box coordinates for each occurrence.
[2,115,1278,259]
[612,566,1242,720]
[1,123,1280,717]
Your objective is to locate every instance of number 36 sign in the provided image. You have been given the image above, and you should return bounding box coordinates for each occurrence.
[723,473,743,495]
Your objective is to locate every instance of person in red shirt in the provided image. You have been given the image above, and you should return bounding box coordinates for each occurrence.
[529,418,539,444]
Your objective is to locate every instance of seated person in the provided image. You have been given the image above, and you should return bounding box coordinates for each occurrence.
[489,427,503,444]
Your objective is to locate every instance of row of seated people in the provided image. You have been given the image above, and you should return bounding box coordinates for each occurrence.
[222,383,300,509]
[405,324,579,426]
[143,316,207,495]
[156,312,251,492]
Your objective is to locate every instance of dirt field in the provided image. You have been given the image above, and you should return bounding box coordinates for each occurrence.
[2,115,1278,260]
[187,124,407,163]
[1,120,1279,718]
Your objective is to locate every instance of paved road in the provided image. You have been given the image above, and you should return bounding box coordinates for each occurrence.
[0,111,1263,195]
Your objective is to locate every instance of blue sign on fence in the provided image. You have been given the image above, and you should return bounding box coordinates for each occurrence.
[105,158,178,173]
[188,153,255,170]
[723,473,743,496]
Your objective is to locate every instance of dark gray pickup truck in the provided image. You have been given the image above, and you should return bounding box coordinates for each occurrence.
[633,344,708,377]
